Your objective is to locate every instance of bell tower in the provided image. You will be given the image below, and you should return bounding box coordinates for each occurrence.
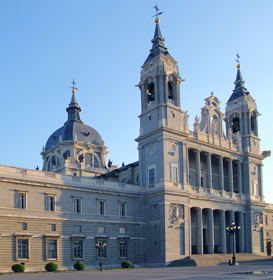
[136,15,184,187]
[225,57,261,155]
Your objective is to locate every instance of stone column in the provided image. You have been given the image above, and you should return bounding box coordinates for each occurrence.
[228,211,235,253]
[237,211,245,253]
[218,156,224,191]
[182,144,188,185]
[188,207,192,255]
[228,159,233,193]
[207,209,214,254]
[187,148,190,184]
[219,210,226,253]
[164,76,168,104]
[195,150,201,187]
[206,153,212,189]
[176,81,180,107]
[237,161,242,194]
[196,208,203,254]
[141,84,145,112]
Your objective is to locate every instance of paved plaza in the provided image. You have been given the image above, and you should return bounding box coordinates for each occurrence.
[1,262,273,280]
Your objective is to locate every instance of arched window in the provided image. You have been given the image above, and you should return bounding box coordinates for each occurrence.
[85,153,99,168]
[48,156,59,171]
[251,115,255,132]
[147,83,155,103]
[232,117,240,133]
[168,82,173,100]
[122,179,129,184]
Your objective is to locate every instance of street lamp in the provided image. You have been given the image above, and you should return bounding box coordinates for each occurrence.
[226,221,241,265]
[96,241,106,271]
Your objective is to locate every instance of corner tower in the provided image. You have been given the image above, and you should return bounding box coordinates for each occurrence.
[136,17,184,187]
[225,61,260,155]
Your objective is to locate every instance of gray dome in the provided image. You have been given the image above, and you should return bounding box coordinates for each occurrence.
[45,122,103,151]
[45,91,103,151]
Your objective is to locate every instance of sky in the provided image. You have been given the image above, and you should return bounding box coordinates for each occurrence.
[1,0,273,202]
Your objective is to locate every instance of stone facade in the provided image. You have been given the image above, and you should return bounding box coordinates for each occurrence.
[0,18,271,272]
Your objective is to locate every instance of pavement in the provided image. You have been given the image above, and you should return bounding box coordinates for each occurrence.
[1,263,273,280]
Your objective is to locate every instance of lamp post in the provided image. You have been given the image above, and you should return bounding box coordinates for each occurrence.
[226,221,241,265]
[96,241,106,271]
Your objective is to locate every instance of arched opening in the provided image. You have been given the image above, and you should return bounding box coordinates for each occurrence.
[251,115,255,132]
[147,83,155,103]
[47,155,59,171]
[231,117,240,133]
[168,82,173,100]
[85,153,99,168]
[63,150,71,160]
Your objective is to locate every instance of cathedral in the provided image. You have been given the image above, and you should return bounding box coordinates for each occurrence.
[0,16,272,272]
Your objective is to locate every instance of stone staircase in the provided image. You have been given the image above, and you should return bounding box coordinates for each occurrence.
[167,254,273,267]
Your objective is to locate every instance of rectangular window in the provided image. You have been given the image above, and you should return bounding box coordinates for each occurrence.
[96,241,106,259]
[47,240,57,259]
[73,198,82,214]
[51,224,56,231]
[18,239,28,259]
[18,193,26,209]
[119,203,126,217]
[47,196,55,211]
[119,240,127,258]
[73,240,83,259]
[98,226,104,233]
[149,168,155,185]
[98,200,105,215]
[22,223,27,230]
[119,227,125,234]
[172,167,178,183]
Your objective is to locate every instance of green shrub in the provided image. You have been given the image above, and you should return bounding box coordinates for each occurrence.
[45,262,58,272]
[74,261,85,271]
[121,261,132,268]
[12,264,25,273]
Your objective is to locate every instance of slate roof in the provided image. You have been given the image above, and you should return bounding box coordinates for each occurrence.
[144,22,175,65]
[228,68,250,103]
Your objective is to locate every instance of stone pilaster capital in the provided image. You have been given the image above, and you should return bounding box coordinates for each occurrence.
[217,155,223,159]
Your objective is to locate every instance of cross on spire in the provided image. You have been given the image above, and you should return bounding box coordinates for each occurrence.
[70,79,78,93]
[236,53,240,65]
[152,4,164,18]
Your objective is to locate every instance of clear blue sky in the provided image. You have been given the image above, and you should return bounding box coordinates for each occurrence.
[1,0,273,202]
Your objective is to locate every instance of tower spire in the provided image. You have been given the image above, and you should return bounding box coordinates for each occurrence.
[227,55,250,103]
[143,7,175,65]
[65,79,83,124]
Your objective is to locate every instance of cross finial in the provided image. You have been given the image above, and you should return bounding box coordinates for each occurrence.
[70,79,78,93]
[236,53,241,69]
[152,4,164,19]
[236,53,240,64]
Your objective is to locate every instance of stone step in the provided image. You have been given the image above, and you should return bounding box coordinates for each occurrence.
[191,253,273,266]
[167,254,273,267]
